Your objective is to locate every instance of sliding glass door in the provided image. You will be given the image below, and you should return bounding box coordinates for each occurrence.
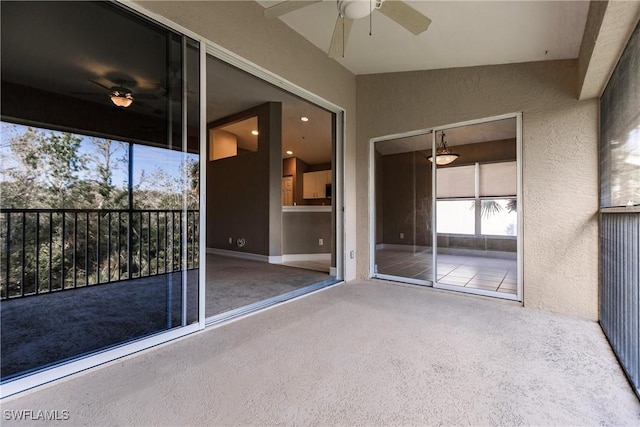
[370,114,522,301]
[433,116,521,300]
[0,1,201,384]
[372,131,433,285]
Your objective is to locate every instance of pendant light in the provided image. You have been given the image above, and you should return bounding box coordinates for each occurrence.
[427,132,459,166]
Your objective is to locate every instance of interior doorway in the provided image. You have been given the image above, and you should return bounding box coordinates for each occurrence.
[370,114,522,301]
[204,54,341,321]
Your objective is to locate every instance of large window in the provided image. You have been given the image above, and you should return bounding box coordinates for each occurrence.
[601,21,640,207]
[599,19,640,397]
[0,1,200,384]
[436,161,517,236]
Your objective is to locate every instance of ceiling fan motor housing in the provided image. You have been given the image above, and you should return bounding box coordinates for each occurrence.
[338,0,384,20]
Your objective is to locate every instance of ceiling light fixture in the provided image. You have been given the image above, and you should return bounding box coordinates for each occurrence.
[300,116,309,122]
[286,150,293,155]
[338,0,383,20]
[427,132,459,166]
[251,130,259,136]
[109,87,134,108]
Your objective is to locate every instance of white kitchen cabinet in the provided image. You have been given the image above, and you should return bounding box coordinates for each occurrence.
[303,170,331,199]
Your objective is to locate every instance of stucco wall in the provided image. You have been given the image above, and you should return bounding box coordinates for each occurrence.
[134,0,358,280]
[357,60,599,320]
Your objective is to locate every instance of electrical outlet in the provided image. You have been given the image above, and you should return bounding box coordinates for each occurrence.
[228,237,233,244]
[400,233,404,239]
[350,250,355,259]
[319,238,324,246]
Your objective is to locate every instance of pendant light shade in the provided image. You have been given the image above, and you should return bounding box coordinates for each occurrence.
[427,132,459,166]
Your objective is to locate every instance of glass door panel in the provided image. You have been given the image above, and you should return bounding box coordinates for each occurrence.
[373,131,433,285]
[433,117,520,300]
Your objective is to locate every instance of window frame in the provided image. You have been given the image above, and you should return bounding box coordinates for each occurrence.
[435,161,517,239]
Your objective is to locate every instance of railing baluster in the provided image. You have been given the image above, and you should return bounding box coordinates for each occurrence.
[61,212,65,290]
[127,210,132,280]
[49,212,53,293]
[85,212,89,287]
[138,211,142,278]
[3,213,9,299]
[21,212,26,297]
[73,212,77,289]
[147,211,151,277]
[35,213,40,294]
[107,212,112,282]
[156,211,159,276]
[97,211,101,284]
[164,212,168,274]
[117,211,121,281]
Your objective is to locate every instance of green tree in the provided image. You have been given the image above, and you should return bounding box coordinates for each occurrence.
[0,126,45,208]
[39,131,88,208]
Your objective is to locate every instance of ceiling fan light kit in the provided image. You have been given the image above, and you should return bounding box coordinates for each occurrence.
[338,0,382,20]
[264,0,431,59]
[109,87,134,107]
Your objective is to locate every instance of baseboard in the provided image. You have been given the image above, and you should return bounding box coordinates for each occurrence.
[207,247,276,263]
[281,253,331,262]
[377,243,432,252]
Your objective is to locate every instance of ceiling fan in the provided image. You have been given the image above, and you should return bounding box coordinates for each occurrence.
[263,0,431,58]
[71,74,160,110]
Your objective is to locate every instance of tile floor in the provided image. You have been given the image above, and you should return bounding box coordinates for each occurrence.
[375,248,517,295]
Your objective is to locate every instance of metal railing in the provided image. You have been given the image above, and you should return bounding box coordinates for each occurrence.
[0,209,199,300]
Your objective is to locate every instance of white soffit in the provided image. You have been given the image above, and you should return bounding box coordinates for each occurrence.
[256,0,590,75]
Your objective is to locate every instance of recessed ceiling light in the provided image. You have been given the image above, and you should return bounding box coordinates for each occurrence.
[251,130,259,136]
[286,150,293,155]
[300,116,309,122]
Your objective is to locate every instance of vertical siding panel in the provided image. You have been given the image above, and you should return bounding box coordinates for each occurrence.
[600,213,640,395]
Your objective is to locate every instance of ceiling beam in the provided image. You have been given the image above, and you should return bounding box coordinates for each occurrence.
[578,0,640,100]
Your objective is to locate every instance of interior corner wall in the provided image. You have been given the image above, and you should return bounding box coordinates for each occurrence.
[357,60,599,320]
[135,0,358,280]
[206,102,281,256]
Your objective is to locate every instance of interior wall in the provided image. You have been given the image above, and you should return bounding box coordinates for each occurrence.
[358,60,599,320]
[206,102,282,256]
[136,0,358,280]
[377,139,516,249]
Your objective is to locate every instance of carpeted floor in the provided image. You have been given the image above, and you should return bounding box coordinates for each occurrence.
[1,255,329,379]
[3,280,639,426]
[205,254,329,316]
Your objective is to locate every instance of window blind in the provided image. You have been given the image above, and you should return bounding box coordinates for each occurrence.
[436,165,475,198]
[479,162,517,196]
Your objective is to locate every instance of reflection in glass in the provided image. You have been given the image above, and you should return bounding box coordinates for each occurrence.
[0,1,200,381]
[435,119,518,297]
[373,132,433,284]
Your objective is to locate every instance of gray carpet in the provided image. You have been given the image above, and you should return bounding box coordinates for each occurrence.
[3,280,639,426]
[0,271,198,379]
[1,255,329,379]
[205,254,329,316]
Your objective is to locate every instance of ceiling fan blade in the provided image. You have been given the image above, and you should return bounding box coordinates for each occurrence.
[328,15,353,59]
[89,79,112,91]
[69,91,107,96]
[264,0,322,19]
[379,0,431,35]
[133,93,159,100]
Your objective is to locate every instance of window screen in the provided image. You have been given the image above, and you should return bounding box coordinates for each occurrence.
[600,20,640,208]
